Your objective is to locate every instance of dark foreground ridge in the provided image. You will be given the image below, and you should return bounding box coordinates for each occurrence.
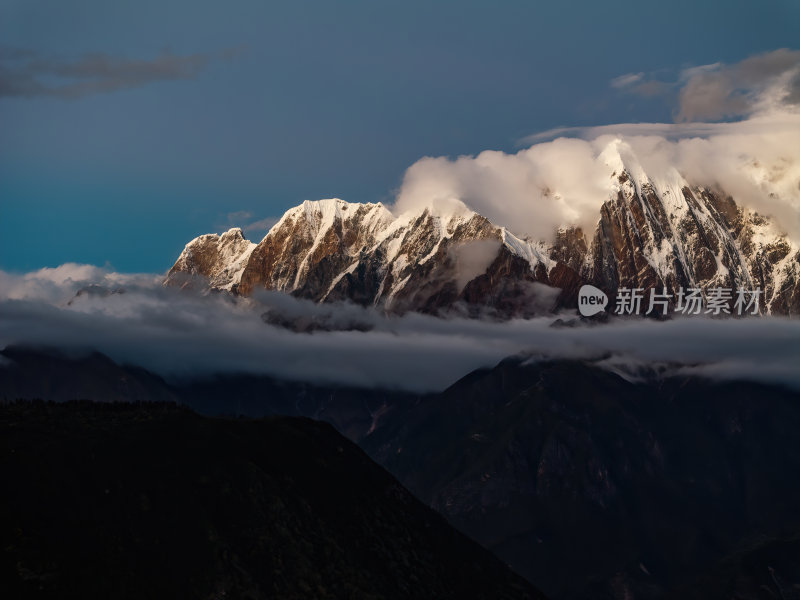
[0,401,543,600]
[4,346,800,598]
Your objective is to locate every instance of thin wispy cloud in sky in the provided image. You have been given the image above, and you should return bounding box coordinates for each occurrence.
[220,211,280,235]
[605,48,800,121]
[0,46,242,99]
[242,217,279,233]
[677,49,800,121]
[610,72,644,89]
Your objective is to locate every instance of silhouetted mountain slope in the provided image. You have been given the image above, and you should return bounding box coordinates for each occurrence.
[361,359,800,599]
[4,348,800,598]
[176,373,420,443]
[675,534,800,600]
[0,346,418,443]
[0,401,543,600]
[0,346,179,404]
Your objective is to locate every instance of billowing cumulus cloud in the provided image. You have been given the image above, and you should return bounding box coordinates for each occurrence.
[393,50,800,243]
[393,137,612,240]
[1,266,798,392]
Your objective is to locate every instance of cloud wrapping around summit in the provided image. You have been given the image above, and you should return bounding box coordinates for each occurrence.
[1,265,798,392]
[394,51,800,243]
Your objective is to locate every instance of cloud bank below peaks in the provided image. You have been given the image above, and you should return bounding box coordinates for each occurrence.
[1,266,800,393]
[393,50,800,243]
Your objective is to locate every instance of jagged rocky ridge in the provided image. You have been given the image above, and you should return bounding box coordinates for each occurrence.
[167,142,800,317]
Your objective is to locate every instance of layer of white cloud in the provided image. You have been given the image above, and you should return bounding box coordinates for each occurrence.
[1,266,798,392]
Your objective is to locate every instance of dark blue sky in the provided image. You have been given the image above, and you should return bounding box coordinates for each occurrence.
[2,0,799,273]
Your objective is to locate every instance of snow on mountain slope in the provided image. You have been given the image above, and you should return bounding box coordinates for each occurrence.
[166,145,800,317]
[167,228,255,291]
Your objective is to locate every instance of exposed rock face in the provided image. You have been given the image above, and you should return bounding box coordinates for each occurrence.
[167,198,559,318]
[167,228,255,291]
[237,200,394,300]
[167,151,800,317]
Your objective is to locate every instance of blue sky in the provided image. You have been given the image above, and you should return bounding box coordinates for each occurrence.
[2,0,799,273]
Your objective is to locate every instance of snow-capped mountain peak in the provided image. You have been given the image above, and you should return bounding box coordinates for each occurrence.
[167,173,800,316]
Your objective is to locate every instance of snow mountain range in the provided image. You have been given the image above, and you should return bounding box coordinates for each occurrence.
[167,142,800,317]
